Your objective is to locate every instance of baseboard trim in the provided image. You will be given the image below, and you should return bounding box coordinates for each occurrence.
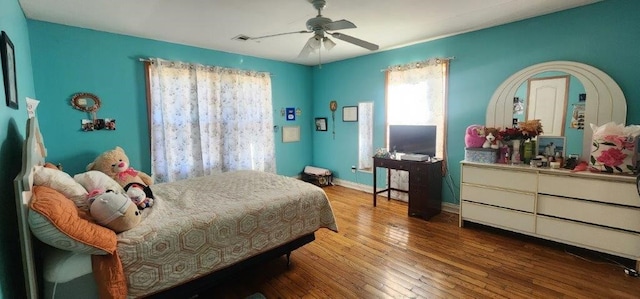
[332,178,459,215]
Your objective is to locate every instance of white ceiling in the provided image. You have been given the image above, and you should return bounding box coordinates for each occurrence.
[19,0,601,66]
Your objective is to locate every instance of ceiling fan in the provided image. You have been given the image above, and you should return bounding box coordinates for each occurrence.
[248,0,379,58]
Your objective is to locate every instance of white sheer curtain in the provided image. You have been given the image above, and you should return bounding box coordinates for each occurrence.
[386,58,448,201]
[358,102,374,171]
[146,59,275,183]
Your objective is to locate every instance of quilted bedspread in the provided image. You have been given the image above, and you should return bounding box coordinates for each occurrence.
[115,170,338,298]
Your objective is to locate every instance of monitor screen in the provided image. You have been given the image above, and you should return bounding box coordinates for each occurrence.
[388,125,437,157]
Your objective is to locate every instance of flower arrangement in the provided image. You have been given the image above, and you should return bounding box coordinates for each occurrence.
[498,119,544,141]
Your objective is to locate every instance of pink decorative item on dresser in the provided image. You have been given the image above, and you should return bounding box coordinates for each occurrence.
[465,125,486,148]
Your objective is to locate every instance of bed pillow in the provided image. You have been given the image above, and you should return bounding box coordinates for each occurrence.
[74,170,125,194]
[29,185,117,255]
[33,166,89,210]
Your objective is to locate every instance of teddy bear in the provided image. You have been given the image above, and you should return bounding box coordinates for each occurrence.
[87,146,154,189]
[88,189,142,233]
[465,125,486,148]
[482,127,501,149]
[124,182,154,210]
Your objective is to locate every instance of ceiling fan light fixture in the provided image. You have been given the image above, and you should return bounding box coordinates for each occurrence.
[309,36,322,49]
[323,37,336,50]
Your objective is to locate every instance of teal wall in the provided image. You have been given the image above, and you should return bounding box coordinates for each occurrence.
[27,21,314,177]
[310,0,640,205]
[0,0,36,298]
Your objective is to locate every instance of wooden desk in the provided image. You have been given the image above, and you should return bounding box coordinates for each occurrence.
[373,157,443,220]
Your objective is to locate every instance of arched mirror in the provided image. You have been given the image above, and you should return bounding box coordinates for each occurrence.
[512,72,585,156]
[486,61,627,161]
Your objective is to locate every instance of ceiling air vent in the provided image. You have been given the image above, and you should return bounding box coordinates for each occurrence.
[232,35,251,41]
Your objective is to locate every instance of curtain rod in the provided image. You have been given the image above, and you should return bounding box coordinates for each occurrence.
[138,57,273,76]
[381,56,455,72]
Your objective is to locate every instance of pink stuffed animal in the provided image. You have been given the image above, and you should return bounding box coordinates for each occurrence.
[465,125,486,148]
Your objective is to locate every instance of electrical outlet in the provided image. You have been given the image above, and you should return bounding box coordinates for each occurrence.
[351,165,356,173]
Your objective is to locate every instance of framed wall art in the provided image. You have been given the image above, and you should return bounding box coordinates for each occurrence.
[1,31,18,109]
[315,117,327,131]
[282,126,300,143]
[342,106,358,122]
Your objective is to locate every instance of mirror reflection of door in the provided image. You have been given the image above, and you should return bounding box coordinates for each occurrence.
[526,75,569,136]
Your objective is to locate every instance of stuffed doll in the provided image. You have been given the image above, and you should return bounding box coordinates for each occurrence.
[88,189,141,233]
[465,125,486,148]
[87,146,153,188]
[482,128,501,149]
[124,182,154,210]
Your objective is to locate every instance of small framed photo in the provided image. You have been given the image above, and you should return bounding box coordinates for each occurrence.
[81,119,94,131]
[537,136,566,158]
[1,31,18,109]
[105,118,116,130]
[315,117,327,131]
[343,106,358,122]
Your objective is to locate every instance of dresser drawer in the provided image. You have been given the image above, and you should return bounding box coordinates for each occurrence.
[537,216,640,259]
[538,174,640,207]
[462,165,536,192]
[461,184,534,212]
[461,201,535,233]
[538,195,640,232]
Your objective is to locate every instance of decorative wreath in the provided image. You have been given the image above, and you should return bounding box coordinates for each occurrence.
[71,92,101,113]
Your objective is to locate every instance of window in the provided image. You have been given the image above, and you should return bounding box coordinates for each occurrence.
[386,59,449,160]
[145,59,275,182]
[358,102,374,171]
[384,58,449,201]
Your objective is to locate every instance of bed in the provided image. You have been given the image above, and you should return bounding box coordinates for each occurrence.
[14,116,338,298]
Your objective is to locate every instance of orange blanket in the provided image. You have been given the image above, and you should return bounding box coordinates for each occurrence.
[92,252,128,299]
[30,186,127,298]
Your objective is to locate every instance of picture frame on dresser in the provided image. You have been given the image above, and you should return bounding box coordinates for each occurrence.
[537,136,565,158]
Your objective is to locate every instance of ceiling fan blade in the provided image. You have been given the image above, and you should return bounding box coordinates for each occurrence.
[298,38,315,58]
[249,30,311,40]
[330,32,379,51]
[323,19,356,31]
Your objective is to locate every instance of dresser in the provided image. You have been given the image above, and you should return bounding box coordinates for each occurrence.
[373,157,442,220]
[460,161,640,270]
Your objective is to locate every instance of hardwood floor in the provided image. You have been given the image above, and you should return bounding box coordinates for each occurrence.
[203,185,640,298]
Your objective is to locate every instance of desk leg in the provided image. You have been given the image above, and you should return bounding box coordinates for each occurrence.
[387,168,391,201]
[373,166,377,207]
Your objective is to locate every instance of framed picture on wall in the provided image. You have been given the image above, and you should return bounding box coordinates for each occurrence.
[282,126,300,143]
[343,106,358,122]
[315,117,327,131]
[1,31,18,110]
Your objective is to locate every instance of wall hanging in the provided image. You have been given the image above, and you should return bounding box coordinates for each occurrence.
[329,100,337,139]
[71,92,116,131]
[282,126,300,143]
[286,107,296,121]
[315,117,327,131]
[1,31,18,109]
[343,106,358,122]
